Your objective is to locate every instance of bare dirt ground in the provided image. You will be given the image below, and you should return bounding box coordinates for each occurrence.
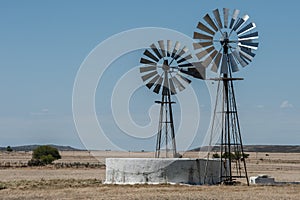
[0,151,300,199]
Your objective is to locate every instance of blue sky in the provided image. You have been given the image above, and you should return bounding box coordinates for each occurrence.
[0,0,299,150]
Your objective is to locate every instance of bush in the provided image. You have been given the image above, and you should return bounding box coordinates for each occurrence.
[28,145,61,166]
[222,152,249,160]
[222,152,235,159]
[32,145,61,160]
[6,146,13,152]
[212,153,220,158]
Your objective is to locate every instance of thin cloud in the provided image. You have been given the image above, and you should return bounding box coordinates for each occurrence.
[280,100,293,109]
[30,108,50,116]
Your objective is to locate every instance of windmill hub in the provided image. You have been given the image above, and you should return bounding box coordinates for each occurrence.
[220,38,230,54]
[220,32,229,44]
[221,38,229,44]
[162,60,170,72]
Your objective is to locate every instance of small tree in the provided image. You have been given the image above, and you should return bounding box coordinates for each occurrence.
[28,145,61,166]
[6,146,13,152]
[212,153,220,158]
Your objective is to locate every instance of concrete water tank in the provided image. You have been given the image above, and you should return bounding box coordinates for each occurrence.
[105,158,225,185]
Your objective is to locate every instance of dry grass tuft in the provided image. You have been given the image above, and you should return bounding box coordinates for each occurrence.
[0,179,102,190]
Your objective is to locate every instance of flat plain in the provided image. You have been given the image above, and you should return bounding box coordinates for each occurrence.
[0,150,299,199]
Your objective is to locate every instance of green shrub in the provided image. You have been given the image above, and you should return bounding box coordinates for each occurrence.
[222,152,235,159]
[6,146,13,152]
[32,145,61,160]
[212,153,220,158]
[28,145,61,166]
[221,152,249,160]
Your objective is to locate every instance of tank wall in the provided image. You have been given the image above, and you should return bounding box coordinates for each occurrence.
[105,158,224,185]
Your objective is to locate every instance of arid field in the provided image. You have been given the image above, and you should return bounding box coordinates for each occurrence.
[0,150,299,199]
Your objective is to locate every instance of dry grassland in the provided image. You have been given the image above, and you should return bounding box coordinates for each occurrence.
[0,151,299,199]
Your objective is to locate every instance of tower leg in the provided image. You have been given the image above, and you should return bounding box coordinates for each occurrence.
[155,90,177,158]
[209,75,249,185]
[155,95,164,158]
[167,90,177,158]
[229,78,249,185]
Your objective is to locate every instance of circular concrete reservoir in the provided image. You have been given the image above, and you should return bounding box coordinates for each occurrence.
[105,158,224,185]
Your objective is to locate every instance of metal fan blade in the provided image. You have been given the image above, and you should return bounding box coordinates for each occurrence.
[202,50,218,68]
[150,43,163,59]
[140,65,156,73]
[211,52,222,72]
[141,71,157,82]
[238,47,254,61]
[233,14,249,31]
[140,58,156,65]
[178,74,192,84]
[221,54,228,74]
[193,41,213,50]
[146,74,160,89]
[171,41,180,58]
[223,8,229,28]
[143,50,159,62]
[178,62,194,67]
[168,78,177,95]
[232,50,248,67]
[228,53,239,72]
[240,47,256,57]
[174,46,188,60]
[172,76,185,92]
[240,53,252,62]
[203,13,218,31]
[213,9,223,29]
[237,22,256,36]
[158,40,166,57]
[239,47,256,60]
[194,32,214,41]
[177,54,193,64]
[197,22,215,35]
[238,31,258,41]
[179,69,192,77]
[195,46,215,60]
[229,9,240,29]
[153,76,163,94]
[239,41,259,50]
[167,40,172,57]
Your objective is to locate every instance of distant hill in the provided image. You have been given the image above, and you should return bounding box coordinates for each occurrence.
[0,144,82,152]
[1,144,299,153]
[191,145,300,153]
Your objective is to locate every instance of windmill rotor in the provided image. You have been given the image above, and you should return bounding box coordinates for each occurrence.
[140,40,205,95]
[193,8,259,75]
